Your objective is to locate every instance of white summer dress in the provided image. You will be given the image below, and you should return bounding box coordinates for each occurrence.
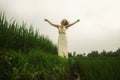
[58,26,68,58]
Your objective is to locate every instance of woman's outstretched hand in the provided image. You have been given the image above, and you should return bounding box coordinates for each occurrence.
[77,19,80,22]
[44,19,48,21]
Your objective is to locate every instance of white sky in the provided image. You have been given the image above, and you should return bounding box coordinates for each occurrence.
[0,0,120,54]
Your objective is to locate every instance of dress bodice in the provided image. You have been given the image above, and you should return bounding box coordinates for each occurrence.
[59,29,66,34]
[58,26,66,34]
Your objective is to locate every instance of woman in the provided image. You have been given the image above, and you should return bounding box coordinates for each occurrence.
[45,19,80,58]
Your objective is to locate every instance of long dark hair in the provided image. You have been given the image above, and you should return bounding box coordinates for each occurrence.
[61,19,69,25]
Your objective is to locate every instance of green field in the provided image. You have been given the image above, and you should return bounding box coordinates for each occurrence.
[0,12,120,80]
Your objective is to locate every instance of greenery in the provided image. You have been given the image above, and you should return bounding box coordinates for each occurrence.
[0,49,69,80]
[0,12,120,80]
[0,12,57,54]
[1,50,120,80]
[86,49,120,57]
[69,49,120,57]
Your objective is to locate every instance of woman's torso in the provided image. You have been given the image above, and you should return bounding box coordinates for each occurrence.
[58,25,66,35]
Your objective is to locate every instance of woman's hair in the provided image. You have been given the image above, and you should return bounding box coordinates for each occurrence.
[61,19,69,25]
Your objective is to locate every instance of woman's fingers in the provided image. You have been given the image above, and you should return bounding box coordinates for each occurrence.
[44,19,48,21]
[77,19,80,22]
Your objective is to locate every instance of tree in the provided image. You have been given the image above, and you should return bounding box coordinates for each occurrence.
[87,51,99,57]
[83,53,86,56]
[100,50,107,56]
[116,48,120,56]
[68,52,73,58]
[107,51,113,57]
[73,51,76,57]
[76,54,83,57]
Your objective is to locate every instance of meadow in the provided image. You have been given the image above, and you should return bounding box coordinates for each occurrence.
[0,12,120,80]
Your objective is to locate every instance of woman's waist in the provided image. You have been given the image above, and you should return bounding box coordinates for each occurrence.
[59,31,66,34]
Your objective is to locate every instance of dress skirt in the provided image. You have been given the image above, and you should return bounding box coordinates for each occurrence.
[58,29,68,58]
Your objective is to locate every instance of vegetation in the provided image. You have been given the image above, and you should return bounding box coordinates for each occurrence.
[1,50,120,80]
[0,12,120,80]
[87,49,120,57]
[0,12,57,54]
[0,49,69,80]
[69,48,120,57]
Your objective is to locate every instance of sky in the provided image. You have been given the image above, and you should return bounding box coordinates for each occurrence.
[0,0,120,54]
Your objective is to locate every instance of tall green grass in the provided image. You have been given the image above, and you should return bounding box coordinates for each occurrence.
[0,50,120,80]
[73,57,120,80]
[0,12,57,54]
[0,50,69,80]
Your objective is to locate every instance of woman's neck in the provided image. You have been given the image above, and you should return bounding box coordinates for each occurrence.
[60,25,66,29]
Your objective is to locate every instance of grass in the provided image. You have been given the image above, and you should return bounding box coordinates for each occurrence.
[0,12,120,80]
[0,49,69,80]
[0,12,57,54]
[0,50,120,80]
[73,57,120,80]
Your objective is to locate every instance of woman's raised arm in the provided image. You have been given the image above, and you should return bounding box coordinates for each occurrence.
[66,19,80,28]
[44,19,58,28]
